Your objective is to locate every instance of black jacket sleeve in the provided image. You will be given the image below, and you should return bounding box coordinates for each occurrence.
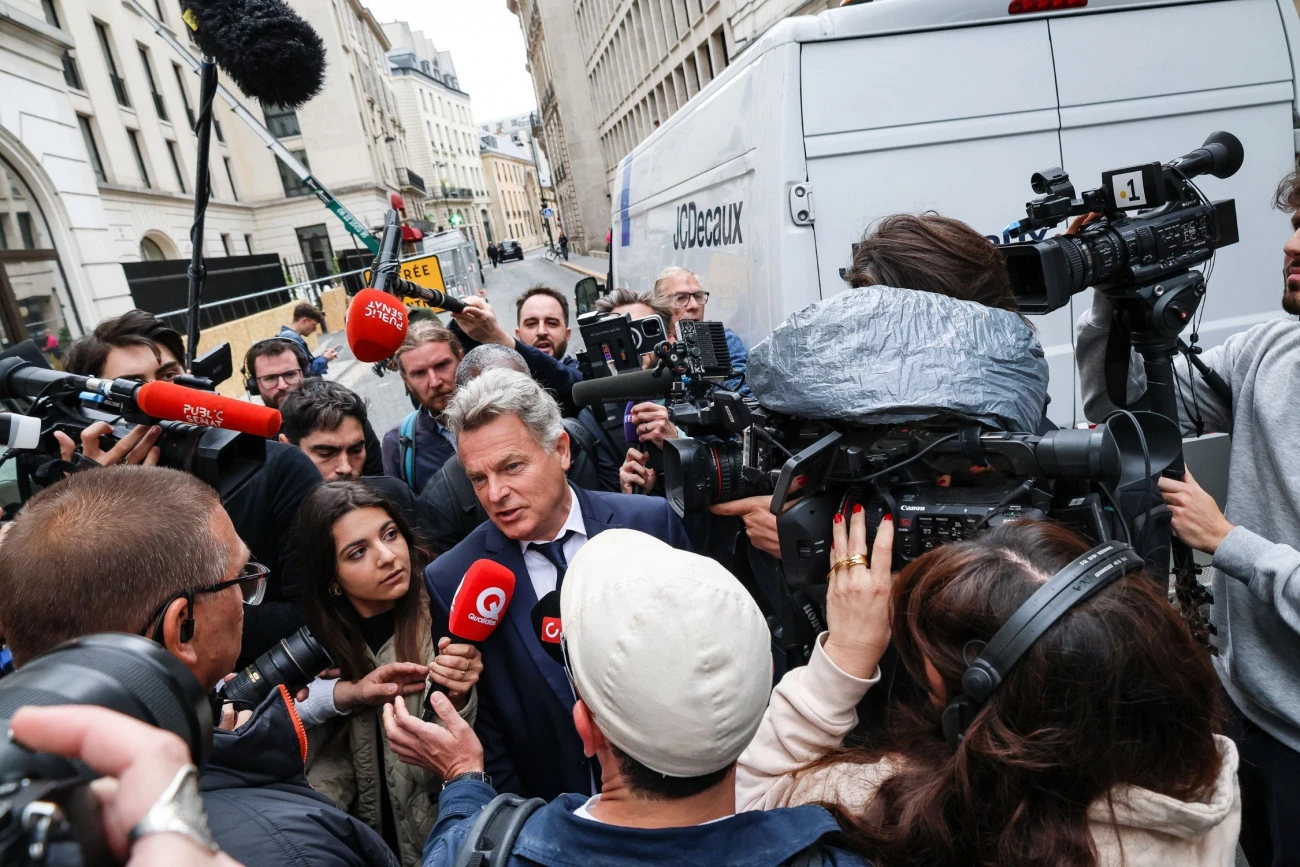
[361,418,385,477]
[416,458,488,556]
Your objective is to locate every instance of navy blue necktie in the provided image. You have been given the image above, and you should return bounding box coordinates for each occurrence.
[529,530,576,590]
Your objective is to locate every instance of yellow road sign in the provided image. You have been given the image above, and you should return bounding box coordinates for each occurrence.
[364,254,448,309]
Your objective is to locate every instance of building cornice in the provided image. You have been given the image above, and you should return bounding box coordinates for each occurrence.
[0,2,73,52]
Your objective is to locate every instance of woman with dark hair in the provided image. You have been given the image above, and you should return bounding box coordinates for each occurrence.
[296,480,481,866]
[738,511,1240,866]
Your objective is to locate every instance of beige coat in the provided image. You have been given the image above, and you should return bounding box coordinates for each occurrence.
[737,635,1241,867]
[307,630,477,867]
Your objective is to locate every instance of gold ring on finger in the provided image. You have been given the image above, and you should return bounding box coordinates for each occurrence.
[831,554,869,573]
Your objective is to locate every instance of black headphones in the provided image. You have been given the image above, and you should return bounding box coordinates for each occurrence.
[242,337,311,394]
[940,541,1146,746]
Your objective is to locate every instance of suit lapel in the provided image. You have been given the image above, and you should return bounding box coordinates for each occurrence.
[484,523,574,710]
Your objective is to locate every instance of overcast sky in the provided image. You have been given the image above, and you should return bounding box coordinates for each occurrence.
[364,0,538,124]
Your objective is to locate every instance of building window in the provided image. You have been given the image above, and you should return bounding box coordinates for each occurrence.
[166,140,186,193]
[77,115,107,183]
[244,233,254,253]
[138,46,168,121]
[214,117,225,144]
[222,157,238,201]
[17,213,35,249]
[94,21,130,107]
[279,150,312,198]
[152,0,165,22]
[172,64,196,130]
[220,233,232,256]
[126,129,151,188]
[42,0,83,90]
[263,103,301,138]
[140,237,165,260]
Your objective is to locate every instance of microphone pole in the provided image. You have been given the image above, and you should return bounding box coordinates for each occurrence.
[184,57,218,368]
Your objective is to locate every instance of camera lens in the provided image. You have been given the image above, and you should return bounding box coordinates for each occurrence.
[0,633,213,779]
[664,439,752,516]
[221,626,333,710]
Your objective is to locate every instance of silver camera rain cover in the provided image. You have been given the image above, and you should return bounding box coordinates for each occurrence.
[746,286,1049,432]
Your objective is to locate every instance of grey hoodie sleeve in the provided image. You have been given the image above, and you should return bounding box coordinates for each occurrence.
[1074,291,1235,434]
[1215,526,1300,636]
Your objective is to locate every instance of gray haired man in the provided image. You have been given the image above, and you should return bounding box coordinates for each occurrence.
[418,370,692,800]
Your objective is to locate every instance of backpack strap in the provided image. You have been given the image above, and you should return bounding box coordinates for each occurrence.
[398,411,420,491]
[452,793,545,867]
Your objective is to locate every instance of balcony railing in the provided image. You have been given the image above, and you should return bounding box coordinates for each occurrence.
[430,186,474,201]
[397,166,426,193]
[61,52,82,90]
[110,73,130,107]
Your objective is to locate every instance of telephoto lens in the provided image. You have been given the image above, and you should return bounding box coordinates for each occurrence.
[0,633,212,865]
[221,626,333,710]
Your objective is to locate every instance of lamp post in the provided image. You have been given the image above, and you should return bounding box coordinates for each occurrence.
[528,110,554,250]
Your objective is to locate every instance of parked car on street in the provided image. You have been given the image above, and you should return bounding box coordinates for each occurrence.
[498,239,525,261]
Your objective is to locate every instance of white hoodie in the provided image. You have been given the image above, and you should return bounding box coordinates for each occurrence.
[737,635,1241,867]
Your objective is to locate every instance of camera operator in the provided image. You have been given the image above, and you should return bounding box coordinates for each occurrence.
[385,530,868,867]
[417,344,612,555]
[653,266,749,387]
[736,509,1238,866]
[1074,171,1300,866]
[243,337,384,476]
[711,212,1028,559]
[0,467,396,866]
[61,310,323,665]
[10,705,242,867]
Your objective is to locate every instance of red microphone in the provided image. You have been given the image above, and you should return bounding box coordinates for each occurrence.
[447,559,517,642]
[346,288,409,363]
[423,559,516,721]
[135,381,282,438]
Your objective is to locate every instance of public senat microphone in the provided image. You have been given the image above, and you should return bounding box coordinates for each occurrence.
[178,0,326,108]
[346,288,409,363]
[572,368,676,408]
[135,381,282,438]
[422,559,517,721]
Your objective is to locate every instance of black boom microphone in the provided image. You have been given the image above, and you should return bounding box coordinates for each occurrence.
[178,0,326,108]
[1170,131,1245,181]
[572,368,676,407]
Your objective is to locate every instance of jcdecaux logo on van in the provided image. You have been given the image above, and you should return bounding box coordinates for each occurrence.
[672,201,744,250]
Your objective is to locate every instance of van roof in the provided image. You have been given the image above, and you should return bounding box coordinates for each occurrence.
[760,0,1221,43]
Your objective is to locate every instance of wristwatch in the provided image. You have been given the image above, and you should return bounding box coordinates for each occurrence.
[442,771,492,792]
[128,764,220,854]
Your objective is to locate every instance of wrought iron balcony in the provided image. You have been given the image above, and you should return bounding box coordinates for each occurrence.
[397,166,426,193]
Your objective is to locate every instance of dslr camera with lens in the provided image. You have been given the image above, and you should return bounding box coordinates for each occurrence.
[221,626,333,710]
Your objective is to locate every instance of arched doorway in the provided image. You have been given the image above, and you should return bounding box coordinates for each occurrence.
[139,232,178,261]
[0,155,80,349]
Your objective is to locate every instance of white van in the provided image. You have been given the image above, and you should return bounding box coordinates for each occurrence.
[611,0,1300,426]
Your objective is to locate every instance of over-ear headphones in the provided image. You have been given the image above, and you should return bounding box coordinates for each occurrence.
[242,337,311,394]
[940,541,1146,747]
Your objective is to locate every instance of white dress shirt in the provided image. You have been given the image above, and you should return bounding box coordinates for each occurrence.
[518,485,587,600]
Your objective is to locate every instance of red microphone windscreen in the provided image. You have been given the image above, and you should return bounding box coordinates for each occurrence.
[448,559,517,643]
[347,288,409,363]
[136,381,282,438]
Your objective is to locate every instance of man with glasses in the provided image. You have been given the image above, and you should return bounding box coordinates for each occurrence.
[64,311,324,664]
[0,466,397,867]
[652,266,749,383]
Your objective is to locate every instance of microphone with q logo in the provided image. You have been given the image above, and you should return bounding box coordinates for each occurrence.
[421,559,516,722]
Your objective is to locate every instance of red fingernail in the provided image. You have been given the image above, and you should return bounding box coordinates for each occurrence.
[883,513,893,522]
[833,512,843,524]
[853,504,863,515]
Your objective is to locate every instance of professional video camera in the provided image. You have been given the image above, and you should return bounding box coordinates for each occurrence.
[1002,131,1243,420]
[0,345,271,505]
[0,634,211,865]
[574,319,1180,588]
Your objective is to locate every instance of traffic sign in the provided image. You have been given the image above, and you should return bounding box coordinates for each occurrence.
[542,207,555,219]
[364,254,450,310]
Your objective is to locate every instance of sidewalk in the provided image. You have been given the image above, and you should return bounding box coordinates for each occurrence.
[555,250,609,282]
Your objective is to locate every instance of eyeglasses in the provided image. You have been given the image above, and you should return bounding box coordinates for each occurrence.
[669,291,710,307]
[139,561,270,640]
[256,368,304,389]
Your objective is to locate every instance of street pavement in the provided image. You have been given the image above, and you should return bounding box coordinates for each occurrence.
[320,246,603,437]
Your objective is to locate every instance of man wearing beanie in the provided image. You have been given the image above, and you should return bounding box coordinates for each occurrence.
[386,529,869,866]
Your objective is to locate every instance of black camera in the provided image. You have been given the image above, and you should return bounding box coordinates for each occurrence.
[1002,131,1243,315]
[221,626,332,710]
[0,347,266,503]
[0,634,212,865]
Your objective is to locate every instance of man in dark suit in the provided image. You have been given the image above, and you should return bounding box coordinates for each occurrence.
[424,369,690,801]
